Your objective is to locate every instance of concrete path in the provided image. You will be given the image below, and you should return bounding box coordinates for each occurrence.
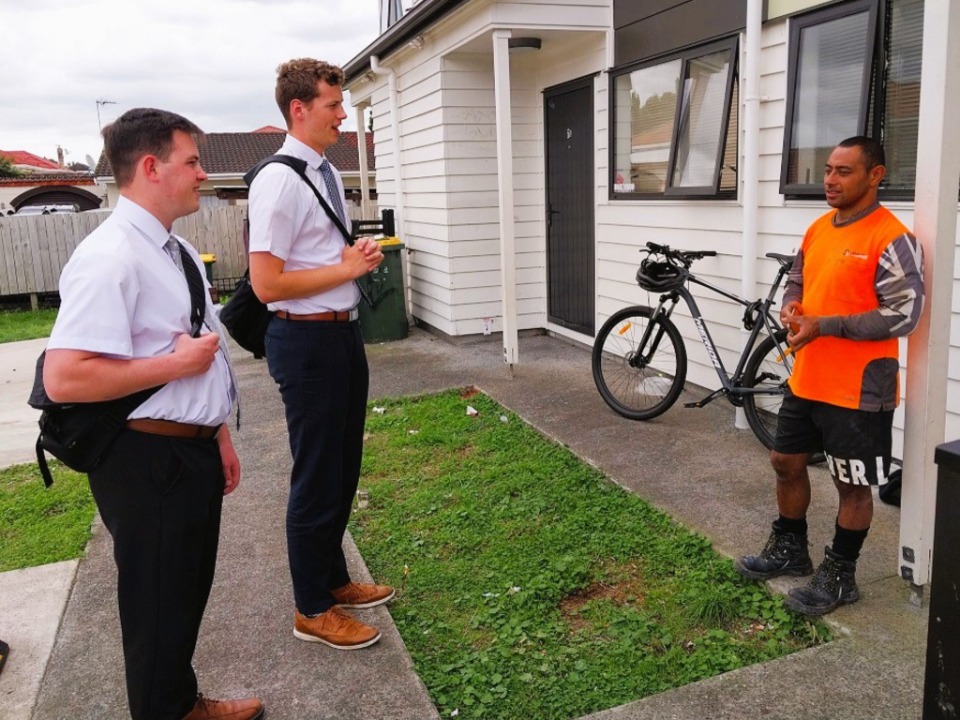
[0,337,45,469]
[1,330,929,719]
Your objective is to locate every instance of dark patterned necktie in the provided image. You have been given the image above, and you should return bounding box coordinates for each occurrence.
[318,160,370,307]
[319,159,347,225]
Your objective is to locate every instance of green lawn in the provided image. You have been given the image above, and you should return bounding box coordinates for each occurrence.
[0,461,96,572]
[0,308,57,343]
[353,389,829,720]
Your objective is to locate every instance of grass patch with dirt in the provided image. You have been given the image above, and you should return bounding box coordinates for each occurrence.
[353,389,829,720]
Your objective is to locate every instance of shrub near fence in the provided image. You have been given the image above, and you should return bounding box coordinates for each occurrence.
[0,203,375,303]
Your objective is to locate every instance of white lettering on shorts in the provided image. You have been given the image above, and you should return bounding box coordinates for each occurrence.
[828,455,885,485]
[835,457,850,483]
[876,456,889,485]
[849,459,867,485]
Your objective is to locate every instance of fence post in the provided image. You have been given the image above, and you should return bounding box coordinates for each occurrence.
[923,438,960,717]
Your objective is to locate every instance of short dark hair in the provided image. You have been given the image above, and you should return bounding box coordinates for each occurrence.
[275,58,345,127]
[102,108,202,188]
[837,136,885,170]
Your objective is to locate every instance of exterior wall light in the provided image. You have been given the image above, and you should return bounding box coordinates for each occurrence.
[507,37,542,53]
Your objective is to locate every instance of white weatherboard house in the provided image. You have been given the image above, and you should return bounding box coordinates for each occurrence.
[343,0,959,587]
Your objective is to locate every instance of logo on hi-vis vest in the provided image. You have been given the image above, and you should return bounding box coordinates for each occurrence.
[823,453,889,486]
[842,249,869,260]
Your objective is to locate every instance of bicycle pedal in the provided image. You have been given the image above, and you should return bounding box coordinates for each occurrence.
[683,400,704,409]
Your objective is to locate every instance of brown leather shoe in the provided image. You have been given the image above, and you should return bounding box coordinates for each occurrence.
[182,693,263,720]
[331,581,396,609]
[294,606,381,649]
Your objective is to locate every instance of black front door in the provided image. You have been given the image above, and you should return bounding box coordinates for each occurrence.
[545,76,595,335]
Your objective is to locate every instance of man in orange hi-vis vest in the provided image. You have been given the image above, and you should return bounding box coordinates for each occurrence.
[735,136,925,616]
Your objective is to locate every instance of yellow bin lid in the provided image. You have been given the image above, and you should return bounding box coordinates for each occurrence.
[199,253,217,262]
[378,237,402,246]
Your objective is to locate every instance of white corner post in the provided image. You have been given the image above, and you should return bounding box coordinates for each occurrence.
[899,0,960,589]
[492,29,519,367]
[738,0,763,430]
[356,103,373,220]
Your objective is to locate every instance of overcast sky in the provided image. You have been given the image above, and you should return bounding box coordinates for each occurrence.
[1,0,387,168]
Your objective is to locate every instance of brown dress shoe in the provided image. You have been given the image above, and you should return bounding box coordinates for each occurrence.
[294,606,381,649]
[331,581,396,609]
[182,693,263,720]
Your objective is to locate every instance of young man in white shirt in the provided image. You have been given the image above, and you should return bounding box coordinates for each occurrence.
[44,108,262,720]
[249,59,392,650]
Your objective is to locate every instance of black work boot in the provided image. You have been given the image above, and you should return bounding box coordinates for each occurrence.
[784,547,860,616]
[735,529,813,580]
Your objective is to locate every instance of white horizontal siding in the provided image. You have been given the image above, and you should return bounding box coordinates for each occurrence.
[353,1,959,445]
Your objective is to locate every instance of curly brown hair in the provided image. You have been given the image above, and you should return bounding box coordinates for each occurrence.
[275,58,345,127]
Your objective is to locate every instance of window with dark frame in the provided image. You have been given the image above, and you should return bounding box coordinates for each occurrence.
[610,37,739,200]
[780,0,924,199]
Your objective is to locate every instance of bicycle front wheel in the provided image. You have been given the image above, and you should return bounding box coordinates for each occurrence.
[592,306,687,420]
[742,329,792,450]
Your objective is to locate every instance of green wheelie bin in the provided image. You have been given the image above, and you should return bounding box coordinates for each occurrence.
[358,238,408,343]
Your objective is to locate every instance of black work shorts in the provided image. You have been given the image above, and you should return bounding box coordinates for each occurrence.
[774,387,895,486]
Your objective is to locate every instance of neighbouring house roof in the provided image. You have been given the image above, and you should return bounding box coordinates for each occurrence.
[0,171,95,187]
[253,125,286,133]
[94,130,375,179]
[0,150,60,170]
[343,0,469,82]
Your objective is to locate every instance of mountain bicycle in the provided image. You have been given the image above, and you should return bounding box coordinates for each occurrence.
[591,241,796,450]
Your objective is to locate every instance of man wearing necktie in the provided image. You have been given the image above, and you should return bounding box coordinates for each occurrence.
[248,59,391,650]
[43,108,262,720]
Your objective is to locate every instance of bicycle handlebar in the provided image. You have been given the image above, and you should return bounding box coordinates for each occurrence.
[645,241,717,266]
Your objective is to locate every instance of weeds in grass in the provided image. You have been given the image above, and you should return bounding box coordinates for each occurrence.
[353,389,829,720]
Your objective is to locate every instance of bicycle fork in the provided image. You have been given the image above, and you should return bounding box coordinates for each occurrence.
[632,296,679,369]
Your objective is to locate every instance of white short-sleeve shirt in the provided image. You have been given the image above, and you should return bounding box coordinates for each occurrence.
[47,196,235,426]
[247,134,359,313]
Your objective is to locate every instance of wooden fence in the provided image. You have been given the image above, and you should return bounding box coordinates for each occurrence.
[0,204,374,301]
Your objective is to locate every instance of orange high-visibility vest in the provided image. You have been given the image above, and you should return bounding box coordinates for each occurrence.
[788,207,908,411]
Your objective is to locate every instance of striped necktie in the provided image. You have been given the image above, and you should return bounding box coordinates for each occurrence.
[318,160,371,307]
[319,158,347,225]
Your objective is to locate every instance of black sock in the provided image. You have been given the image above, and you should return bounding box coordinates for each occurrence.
[773,515,807,537]
[832,522,869,562]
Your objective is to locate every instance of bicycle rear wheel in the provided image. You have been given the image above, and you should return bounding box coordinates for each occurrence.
[742,329,792,450]
[592,306,687,420]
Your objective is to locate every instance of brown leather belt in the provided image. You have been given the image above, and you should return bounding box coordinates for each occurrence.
[276,309,358,322]
[126,418,221,440]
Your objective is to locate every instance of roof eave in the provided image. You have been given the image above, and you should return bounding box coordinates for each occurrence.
[343,0,471,83]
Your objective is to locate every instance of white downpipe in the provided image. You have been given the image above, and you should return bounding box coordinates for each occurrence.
[370,55,405,240]
[355,104,372,220]
[737,0,762,429]
[899,0,960,589]
[492,30,519,366]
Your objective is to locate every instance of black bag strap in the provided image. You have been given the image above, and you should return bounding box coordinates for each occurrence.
[244,154,355,246]
[36,435,53,488]
[245,154,371,306]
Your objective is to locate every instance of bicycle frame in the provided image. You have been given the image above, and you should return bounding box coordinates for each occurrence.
[647,261,792,402]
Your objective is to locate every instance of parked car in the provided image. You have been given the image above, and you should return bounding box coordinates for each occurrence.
[15,204,79,215]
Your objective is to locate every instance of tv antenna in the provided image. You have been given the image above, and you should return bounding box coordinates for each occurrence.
[95,99,117,132]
